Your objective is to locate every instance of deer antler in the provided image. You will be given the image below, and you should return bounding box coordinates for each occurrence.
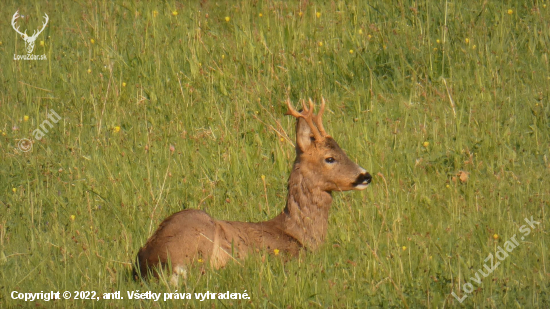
[30,13,49,39]
[311,97,328,137]
[285,98,326,141]
[11,11,27,38]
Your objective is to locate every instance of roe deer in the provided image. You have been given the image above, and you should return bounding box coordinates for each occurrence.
[134,98,372,282]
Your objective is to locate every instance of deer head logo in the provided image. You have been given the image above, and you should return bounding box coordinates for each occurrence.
[11,10,49,54]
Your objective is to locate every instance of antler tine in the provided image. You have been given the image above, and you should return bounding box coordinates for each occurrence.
[285,98,304,118]
[31,13,49,39]
[12,10,20,23]
[285,98,324,142]
[312,97,328,137]
[301,99,309,112]
[42,13,49,28]
[11,10,26,37]
[307,98,316,114]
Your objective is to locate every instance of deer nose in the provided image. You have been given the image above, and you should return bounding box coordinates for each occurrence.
[352,172,372,188]
[360,173,372,185]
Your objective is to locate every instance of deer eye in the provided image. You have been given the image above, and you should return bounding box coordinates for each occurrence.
[325,157,336,164]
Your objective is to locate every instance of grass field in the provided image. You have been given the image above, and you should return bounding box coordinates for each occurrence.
[1,0,549,307]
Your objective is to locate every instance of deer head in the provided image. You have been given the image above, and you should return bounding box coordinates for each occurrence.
[12,10,49,54]
[285,98,372,192]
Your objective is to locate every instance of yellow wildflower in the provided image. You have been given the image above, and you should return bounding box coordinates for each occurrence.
[225,16,230,22]
[316,12,321,18]
[23,115,29,122]
[507,9,513,15]
[172,11,178,16]
[274,249,280,256]
[114,126,121,133]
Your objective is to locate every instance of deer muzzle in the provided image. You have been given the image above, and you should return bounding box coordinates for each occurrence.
[352,169,372,190]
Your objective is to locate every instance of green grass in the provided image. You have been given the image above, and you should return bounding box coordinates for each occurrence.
[1,0,549,307]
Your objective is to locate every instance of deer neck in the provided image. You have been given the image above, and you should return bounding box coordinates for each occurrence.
[271,166,333,250]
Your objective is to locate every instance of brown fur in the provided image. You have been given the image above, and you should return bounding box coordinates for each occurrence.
[134,98,372,279]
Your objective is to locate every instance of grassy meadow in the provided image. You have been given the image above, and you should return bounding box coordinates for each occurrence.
[1,0,550,307]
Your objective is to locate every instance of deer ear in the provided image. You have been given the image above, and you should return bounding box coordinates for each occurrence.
[295,117,313,152]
